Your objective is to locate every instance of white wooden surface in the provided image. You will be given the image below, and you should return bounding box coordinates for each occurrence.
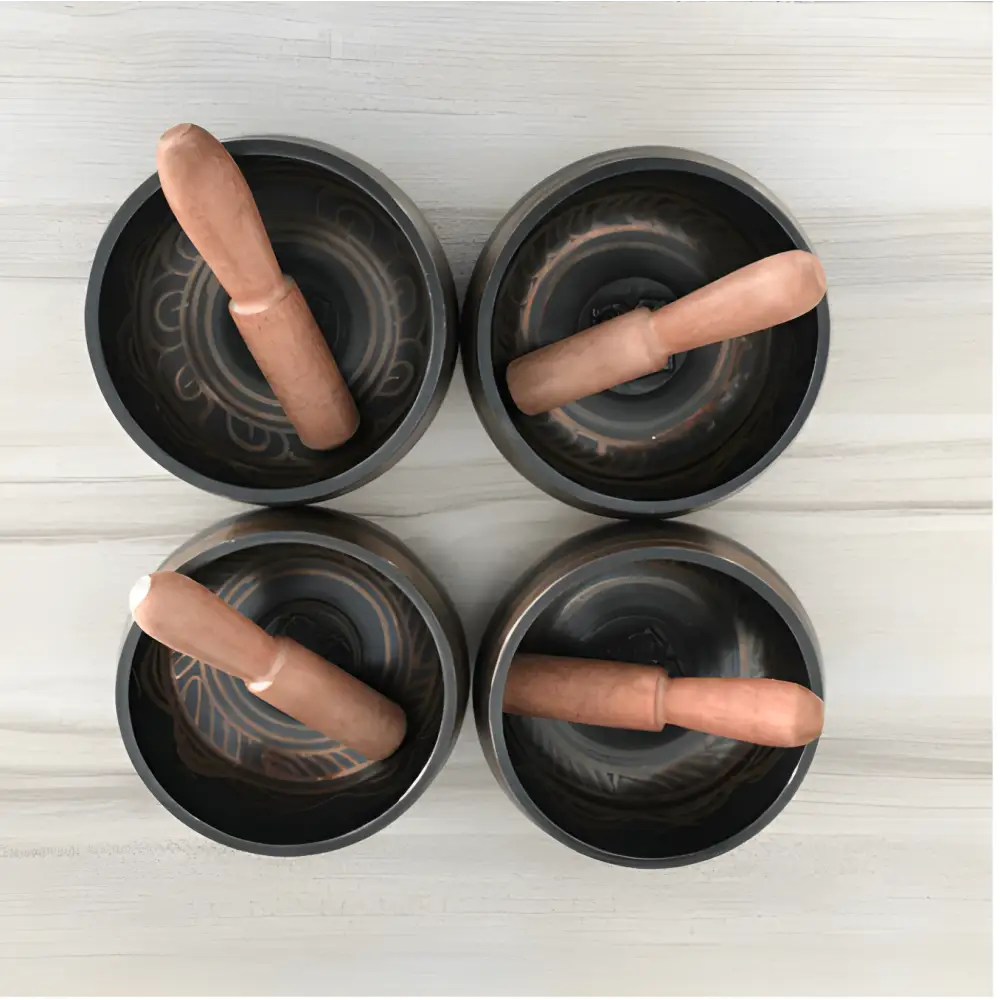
[0,2,991,996]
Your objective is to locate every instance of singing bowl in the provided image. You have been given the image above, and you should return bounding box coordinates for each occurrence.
[87,136,457,505]
[117,507,468,855]
[474,520,822,867]
[462,147,829,518]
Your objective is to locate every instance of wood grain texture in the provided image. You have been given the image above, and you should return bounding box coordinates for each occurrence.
[0,2,991,996]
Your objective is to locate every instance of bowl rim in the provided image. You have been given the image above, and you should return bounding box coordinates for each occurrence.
[116,510,467,856]
[475,520,823,868]
[462,145,831,519]
[86,135,458,506]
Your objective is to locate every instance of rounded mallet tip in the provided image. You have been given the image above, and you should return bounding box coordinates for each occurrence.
[128,574,152,617]
[158,122,196,145]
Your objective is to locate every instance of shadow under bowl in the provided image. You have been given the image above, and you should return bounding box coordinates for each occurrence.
[462,147,830,518]
[87,136,457,505]
[474,520,822,867]
[117,507,468,855]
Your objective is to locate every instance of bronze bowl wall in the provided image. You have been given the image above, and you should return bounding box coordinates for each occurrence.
[474,520,822,867]
[462,147,829,518]
[87,136,457,506]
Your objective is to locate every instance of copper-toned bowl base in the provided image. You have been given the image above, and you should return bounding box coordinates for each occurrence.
[88,138,456,505]
[118,508,468,855]
[463,148,829,518]
[475,521,822,867]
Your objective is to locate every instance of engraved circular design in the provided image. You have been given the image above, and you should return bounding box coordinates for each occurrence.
[163,550,432,786]
[474,520,823,868]
[462,147,830,519]
[116,507,469,856]
[581,277,685,397]
[87,138,457,505]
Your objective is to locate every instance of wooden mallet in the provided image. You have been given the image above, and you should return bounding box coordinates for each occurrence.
[503,653,824,747]
[506,250,827,416]
[130,571,406,761]
[156,123,360,450]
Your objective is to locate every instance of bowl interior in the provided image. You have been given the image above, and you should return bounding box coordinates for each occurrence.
[125,541,445,848]
[98,152,433,491]
[501,553,813,863]
[491,168,821,504]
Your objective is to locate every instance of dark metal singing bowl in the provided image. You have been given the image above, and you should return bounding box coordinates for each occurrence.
[462,147,830,518]
[87,137,457,505]
[118,507,468,856]
[475,520,822,868]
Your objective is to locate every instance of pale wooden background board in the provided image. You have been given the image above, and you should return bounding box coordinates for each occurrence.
[0,2,991,996]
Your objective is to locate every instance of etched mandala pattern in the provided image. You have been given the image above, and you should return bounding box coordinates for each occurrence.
[492,187,783,494]
[137,544,442,797]
[105,158,432,489]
